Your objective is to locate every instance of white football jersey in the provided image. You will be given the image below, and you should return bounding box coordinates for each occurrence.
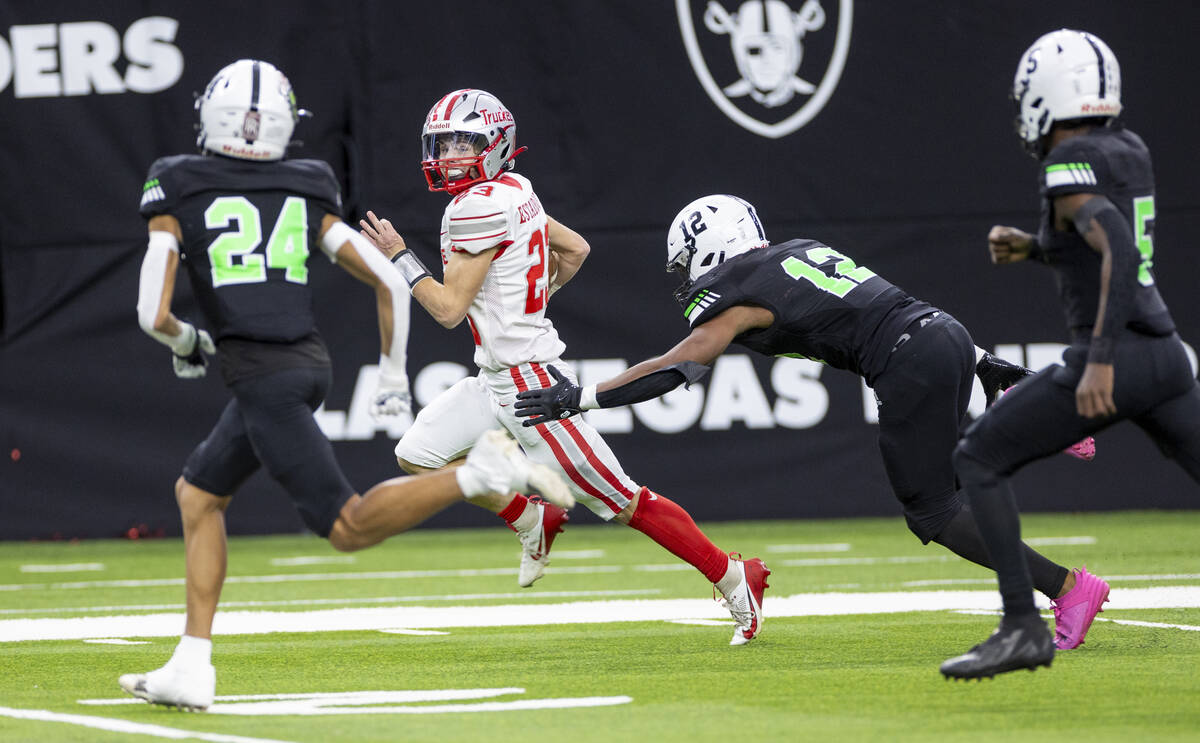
[439,172,566,371]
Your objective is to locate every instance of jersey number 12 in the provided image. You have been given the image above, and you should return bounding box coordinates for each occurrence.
[780,247,875,298]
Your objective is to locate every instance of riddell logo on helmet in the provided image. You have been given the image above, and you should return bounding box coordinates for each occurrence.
[220,143,271,160]
[677,0,853,139]
[1080,102,1120,114]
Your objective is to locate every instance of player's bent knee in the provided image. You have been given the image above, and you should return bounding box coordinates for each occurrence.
[327,518,366,552]
[327,501,375,552]
[174,478,229,523]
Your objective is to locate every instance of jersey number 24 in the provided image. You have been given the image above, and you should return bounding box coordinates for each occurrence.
[204,195,309,287]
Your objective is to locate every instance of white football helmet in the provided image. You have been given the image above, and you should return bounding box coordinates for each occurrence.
[421,89,524,194]
[1012,29,1122,155]
[196,59,303,162]
[666,194,768,300]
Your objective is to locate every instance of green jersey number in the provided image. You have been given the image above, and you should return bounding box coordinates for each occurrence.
[205,196,310,287]
[1133,195,1155,287]
[781,247,876,298]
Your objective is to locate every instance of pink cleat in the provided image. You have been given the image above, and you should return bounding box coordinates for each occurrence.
[998,386,1096,461]
[1051,566,1110,650]
[1064,436,1096,461]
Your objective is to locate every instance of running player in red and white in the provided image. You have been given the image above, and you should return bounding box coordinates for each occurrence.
[360,89,768,645]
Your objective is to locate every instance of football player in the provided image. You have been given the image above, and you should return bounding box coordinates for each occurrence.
[941,30,1200,679]
[359,89,769,646]
[119,62,571,711]
[512,193,1104,656]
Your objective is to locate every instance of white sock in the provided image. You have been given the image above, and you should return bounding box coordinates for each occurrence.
[510,500,540,533]
[169,635,213,669]
[715,558,741,598]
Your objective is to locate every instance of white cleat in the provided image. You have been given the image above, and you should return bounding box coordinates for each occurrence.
[719,555,771,646]
[118,662,215,711]
[464,430,574,509]
[516,496,569,587]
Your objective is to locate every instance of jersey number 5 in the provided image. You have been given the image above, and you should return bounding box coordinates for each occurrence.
[1133,195,1155,287]
[780,247,875,298]
[205,195,310,287]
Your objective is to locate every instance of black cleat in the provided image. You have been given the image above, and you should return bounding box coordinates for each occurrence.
[940,620,1055,680]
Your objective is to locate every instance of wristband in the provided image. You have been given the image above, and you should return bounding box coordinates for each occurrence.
[391,250,432,288]
[1087,337,1114,365]
[579,384,599,410]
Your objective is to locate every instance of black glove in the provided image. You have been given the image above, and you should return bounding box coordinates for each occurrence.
[975,351,1034,406]
[514,365,582,427]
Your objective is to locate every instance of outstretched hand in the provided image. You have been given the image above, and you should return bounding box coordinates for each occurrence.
[359,210,406,257]
[514,365,583,427]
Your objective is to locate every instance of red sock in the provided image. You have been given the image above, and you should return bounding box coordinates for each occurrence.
[627,488,728,584]
[497,494,529,532]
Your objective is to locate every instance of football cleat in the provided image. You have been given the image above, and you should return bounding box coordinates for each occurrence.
[1063,437,1096,461]
[940,619,1055,680]
[118,662,216,711]
[516,496,569,587]
[1051,566,1110,650]
[720,554,770,646]
[462,430,574,508]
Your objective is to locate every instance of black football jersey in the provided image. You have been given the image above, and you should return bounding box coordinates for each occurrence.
[682,240,935,383]
[139,154,343,343]
[1036,127,1174,337]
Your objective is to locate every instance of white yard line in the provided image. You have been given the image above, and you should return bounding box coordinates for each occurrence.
[0,588,664,617]
[19,563,105,573]
[1091,616,1200,632]
[0,704,296,743]
[269,556,356,567]
[1023,536,1097,546]
[766,543,852,553]
[0,565,626,592]
[3,586,1197,643]
[780,555,952,567]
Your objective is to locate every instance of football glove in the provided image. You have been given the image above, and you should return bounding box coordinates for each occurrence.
[171,324,215,379]
[514,365,582,427]
[975,351,1034,406]
[371,374,412,420]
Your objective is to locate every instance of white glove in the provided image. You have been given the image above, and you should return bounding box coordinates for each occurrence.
[171,323,216,379]
[371,356,412,419]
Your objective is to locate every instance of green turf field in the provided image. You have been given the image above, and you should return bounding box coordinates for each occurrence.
[1,511,1198,742]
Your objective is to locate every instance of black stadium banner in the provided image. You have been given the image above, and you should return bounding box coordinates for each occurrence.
[1,2,1197,539]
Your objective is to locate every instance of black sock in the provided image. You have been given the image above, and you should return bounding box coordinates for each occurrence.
[954,452,1038,617]
[933,504,1069,599]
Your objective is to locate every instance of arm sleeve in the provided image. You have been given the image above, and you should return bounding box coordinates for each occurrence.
[1075,196,1140,362]
[136,230,192,351]
[321,220,411,377]
[594,362,711,409]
